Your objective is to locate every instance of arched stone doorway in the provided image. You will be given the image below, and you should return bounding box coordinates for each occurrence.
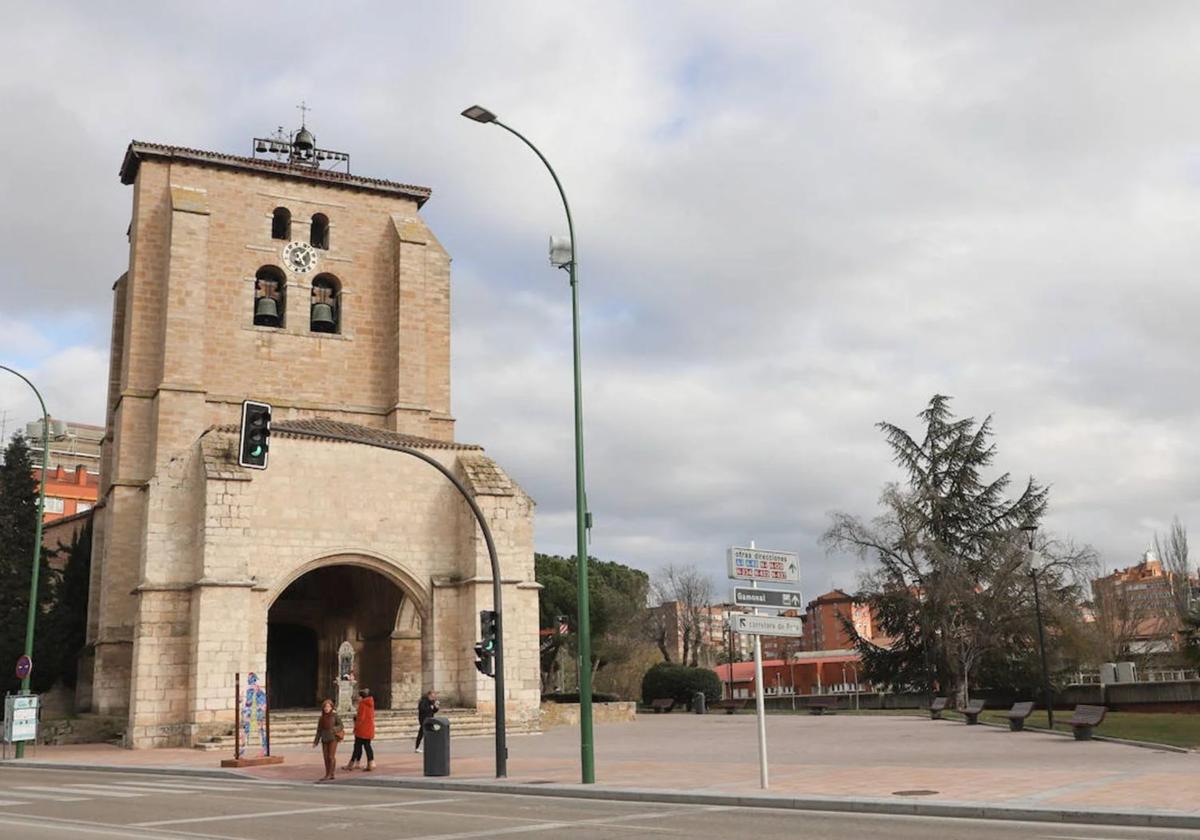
[266,563,421,710]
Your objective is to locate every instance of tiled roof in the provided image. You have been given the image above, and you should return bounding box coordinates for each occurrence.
[120,141,432,206]
[212,418,480,452]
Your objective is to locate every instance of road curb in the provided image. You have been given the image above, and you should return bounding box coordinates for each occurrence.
[343,776,1200,829]
[4,760,1199,830]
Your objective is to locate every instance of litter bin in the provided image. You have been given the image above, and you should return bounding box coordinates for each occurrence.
[693,691,707,714]
[422,716,450,777]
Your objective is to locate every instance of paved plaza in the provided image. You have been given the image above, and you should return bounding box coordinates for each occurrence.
[8,714,1199,823]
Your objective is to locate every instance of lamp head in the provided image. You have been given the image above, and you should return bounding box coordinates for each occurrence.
[461,105,498,124]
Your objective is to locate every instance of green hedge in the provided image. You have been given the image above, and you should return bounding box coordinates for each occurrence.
[641,662,722,707]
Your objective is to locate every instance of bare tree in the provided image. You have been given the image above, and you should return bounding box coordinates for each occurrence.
[649,564,714,667]
[1154,517,1191,623]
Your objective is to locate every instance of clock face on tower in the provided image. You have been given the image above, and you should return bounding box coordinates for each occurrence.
[282,240,317,274]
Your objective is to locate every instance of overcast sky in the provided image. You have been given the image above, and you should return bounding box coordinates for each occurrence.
[2,1,1198,595]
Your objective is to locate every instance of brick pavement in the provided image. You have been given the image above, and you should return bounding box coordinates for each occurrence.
[10,714,1199,817]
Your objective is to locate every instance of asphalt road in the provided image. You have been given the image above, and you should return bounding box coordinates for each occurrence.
[0,767,1195,840]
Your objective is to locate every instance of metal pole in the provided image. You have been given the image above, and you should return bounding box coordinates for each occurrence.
[490,119,593,784]
[0,365,49,761]
[750,545,768,789]
[1031,569,1054,729]
[752,634,768,789]
[283,429,507,777]
[234,672,241,761]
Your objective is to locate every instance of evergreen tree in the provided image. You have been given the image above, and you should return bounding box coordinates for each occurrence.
[0,435,52,695]
[823,396,1057,699]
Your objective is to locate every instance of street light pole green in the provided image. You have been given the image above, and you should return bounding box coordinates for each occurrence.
[0,365,50,760]
[461,105,595,784]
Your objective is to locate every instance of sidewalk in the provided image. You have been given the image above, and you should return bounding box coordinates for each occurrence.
[7,714,1200,827]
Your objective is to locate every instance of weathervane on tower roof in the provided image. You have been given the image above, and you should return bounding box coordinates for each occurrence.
[252,102,350,173]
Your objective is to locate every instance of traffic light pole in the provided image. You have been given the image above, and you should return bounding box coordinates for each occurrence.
[0,365,49,761]
[282,428,507,778]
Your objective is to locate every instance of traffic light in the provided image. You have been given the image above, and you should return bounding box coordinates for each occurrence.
[475,610,498,677]
[238,400,272,469]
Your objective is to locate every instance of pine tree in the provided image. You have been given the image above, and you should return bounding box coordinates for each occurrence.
[823,396,1054,699]
[0,435,52,695]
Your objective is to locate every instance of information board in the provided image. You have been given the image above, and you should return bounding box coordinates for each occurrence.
[727,546,800,583]
[4,694,38,743]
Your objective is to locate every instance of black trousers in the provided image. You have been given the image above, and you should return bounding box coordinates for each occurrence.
[415,718,429,748]
[350,736,374,762]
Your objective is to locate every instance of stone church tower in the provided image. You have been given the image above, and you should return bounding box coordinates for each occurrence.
[83,124,540,748]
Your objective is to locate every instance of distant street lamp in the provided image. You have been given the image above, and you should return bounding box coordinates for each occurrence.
[0,365,50,760]
[1022,524,1055,729]
[461,104,596,784]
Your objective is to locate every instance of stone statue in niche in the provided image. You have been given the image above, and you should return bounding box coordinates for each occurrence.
[335,641,356,714]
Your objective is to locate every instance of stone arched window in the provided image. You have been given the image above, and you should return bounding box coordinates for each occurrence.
[310,213,330,250]
[253,266,286,328]
[310,274,340,333]
[271,207,291,240]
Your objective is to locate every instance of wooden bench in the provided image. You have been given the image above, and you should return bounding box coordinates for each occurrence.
[650,698,676,714]
[961,699,985,725]
[715,699,748,715]
[929,697,949,720]
[807,701,834,715]
[1004,701,1034,731]
[1067,704,1106,740]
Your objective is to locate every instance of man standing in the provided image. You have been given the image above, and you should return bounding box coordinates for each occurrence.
[415,689,439,753]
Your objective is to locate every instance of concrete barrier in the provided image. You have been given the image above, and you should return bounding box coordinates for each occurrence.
[540,701,637,728]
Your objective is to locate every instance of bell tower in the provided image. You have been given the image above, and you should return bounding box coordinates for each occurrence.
[86,119,459,717]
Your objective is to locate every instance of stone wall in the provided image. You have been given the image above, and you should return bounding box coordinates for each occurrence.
[540,701,638,728]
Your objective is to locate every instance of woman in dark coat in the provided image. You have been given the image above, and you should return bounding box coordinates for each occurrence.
[312,698,344,781]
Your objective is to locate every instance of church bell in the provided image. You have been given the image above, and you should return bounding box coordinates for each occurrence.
[254,296,280,327]
[310,302,336,333]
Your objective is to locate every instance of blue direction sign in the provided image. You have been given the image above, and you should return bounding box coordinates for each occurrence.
[14,655,31,681]
[733,586,803,610]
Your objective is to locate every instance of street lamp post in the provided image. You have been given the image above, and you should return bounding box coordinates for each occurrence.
[1021,524,1055,729]
[0,365,50,760]
[461,105,595,784]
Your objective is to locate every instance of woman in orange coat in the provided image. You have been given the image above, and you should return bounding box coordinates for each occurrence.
[344,688,376,771]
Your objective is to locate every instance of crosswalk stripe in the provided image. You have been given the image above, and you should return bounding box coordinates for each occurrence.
[0,800,30,806]
[111,780,247,792]
[9,789,89,801]
[54,785,146,798]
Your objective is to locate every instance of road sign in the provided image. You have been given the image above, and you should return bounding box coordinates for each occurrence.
[3,694,38,743]
[727,546,800,584]
[731,614,804,637]
[14,655,31,681]
[733,586,803,610]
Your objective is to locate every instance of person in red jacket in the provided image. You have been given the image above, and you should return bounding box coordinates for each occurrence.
[344,688,376,771]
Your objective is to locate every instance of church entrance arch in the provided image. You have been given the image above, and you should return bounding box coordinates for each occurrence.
[266,559,424,711]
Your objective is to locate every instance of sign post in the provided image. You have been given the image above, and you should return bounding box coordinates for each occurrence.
[727,544,802,792]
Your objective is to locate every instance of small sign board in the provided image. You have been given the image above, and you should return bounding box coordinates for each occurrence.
[727,546,800,583]
[4,694,38,743]
[731,614,804,637]
[733,586,803,610]
[14,655,31,681]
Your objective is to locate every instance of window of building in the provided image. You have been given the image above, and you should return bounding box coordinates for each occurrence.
[271,207,291,240]
[310,274,340,333]
[76,502,92,513]
[310,213,330,250]
[43,497,65,514]
[253,266,286,328]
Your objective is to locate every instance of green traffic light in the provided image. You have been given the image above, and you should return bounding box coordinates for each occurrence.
[251,445,263,457]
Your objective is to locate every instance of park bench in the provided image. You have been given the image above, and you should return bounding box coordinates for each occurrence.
[929,696,949,720]
[1067,704,1106,740]
[1004,701,1034,731]
[961,699,985,725]
[650,698,676,714]
[807,701,833,715]
[715,699,748,715]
